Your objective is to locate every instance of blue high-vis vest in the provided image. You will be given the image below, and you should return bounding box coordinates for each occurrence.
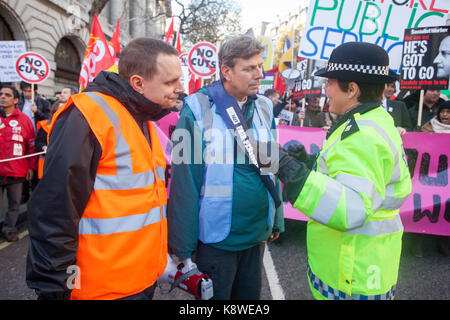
[186,92,277,243]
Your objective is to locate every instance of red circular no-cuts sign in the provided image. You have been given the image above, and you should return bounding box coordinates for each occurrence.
[179,53,189,68]
[188,42,217,78]
[15,52,50,84]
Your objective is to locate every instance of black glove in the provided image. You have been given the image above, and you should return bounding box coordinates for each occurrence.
[277,152,311,205]
[287,144,317,170]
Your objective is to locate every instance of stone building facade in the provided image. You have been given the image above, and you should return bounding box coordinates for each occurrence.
[0,0,171,96]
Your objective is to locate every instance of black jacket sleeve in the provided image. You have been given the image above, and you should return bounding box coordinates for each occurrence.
[26,105,102,299]
[35,126,48,152]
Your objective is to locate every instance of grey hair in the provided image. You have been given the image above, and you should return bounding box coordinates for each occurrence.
[218,35,264,81]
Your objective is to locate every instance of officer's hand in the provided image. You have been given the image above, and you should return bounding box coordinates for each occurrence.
[287,143,308,163]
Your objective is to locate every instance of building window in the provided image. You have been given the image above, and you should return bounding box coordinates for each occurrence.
[0,15,13,40]
[55,37,81,82]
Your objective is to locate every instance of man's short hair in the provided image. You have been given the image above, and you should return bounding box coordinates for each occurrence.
[63,87,77,95]
[1,85,19,99]
[264,89,279,98]
[119,37,179,83]
[219,35,264,80]
[20,81,37,91]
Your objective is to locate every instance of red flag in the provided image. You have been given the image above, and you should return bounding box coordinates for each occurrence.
[79,14,117,91]
[164,17,175,44]
[189,74,202,94]
[175,30,182,54]
[109,19,120,67]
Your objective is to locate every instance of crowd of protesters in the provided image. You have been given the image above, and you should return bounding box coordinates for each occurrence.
[1,78,449,254]
[0,82,76,242]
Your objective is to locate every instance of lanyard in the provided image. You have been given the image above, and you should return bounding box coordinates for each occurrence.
[205,81,281,208]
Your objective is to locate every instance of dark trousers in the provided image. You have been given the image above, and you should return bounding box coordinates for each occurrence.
[195,241,265,300]
[117,284,156,300]
[1,179,23,233]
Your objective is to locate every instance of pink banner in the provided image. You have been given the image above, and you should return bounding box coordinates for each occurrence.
[155,113,450,236]
[277,126,450,236]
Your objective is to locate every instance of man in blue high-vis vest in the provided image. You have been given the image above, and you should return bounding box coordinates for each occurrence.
[168,35,284,300]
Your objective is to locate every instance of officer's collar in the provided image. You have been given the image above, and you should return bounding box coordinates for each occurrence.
[326,101,381,139]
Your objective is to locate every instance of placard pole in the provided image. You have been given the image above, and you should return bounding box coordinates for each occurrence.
[417,89,424,128]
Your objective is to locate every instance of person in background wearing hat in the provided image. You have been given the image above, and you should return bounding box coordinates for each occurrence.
[272,42,412,300]
[412,100,450,258]
[408,89,443,127]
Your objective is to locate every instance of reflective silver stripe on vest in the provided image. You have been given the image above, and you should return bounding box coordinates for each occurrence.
[311,177,343,225]
[84,92,159,190]
[256,96,272,127]
[95,171,155,190]
[85,92,133,173]
[79,205,166,235]
[155,166,165,181]
[200,185,233,198]
[344,214,403,236]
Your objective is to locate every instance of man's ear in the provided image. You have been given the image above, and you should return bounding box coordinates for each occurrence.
[221,65,232,82]
[129,75,145,94]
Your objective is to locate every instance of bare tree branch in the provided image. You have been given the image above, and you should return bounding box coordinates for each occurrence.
[173,0,242,46]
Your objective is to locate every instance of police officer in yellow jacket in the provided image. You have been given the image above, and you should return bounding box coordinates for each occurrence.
[272,42,412,300]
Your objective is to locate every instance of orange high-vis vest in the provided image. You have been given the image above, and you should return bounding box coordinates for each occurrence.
[36,120,50,179]
[50,92,168,300]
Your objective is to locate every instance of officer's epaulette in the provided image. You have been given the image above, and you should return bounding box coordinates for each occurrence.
[341,116,359,140]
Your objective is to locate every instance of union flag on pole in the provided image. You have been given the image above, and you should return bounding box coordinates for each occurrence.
[79,14,117,91]
[164,17,175,44]
[109,19,120,67]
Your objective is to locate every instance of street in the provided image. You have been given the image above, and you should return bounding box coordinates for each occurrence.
[0,214,448,300]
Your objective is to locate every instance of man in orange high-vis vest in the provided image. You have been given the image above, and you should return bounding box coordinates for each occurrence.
[26,38,184,300]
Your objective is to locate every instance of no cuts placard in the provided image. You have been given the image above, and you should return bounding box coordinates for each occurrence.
[15,52,50,84]
[188,42,217,78]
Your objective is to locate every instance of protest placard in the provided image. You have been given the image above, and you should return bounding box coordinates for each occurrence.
[400,26,450,90]
[15,52,50,84]
[292,58,326,100]
[188,42,217,78]
[258,71,275,95]
[0,41,26,82]
[298,0,449,72]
